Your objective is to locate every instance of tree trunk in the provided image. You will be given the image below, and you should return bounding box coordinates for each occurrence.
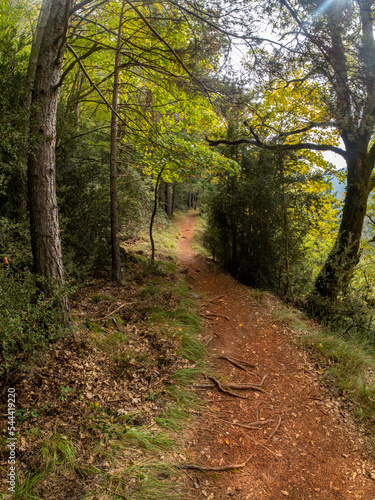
[150,168,164,263]
[27,0,73,324]
[110,0,126,282]
[23,0,52,111]
[165,182,173,216]
[171,184,176,215]
[309,148,372,308]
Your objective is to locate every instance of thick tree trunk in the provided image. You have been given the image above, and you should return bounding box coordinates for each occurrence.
[110,0,126,282]
[27,0,73,324]
[309,148,372,307]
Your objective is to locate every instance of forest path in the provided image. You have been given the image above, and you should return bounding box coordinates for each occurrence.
[177,212,375,500]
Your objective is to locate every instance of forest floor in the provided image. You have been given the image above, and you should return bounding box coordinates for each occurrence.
[179,212,375,500]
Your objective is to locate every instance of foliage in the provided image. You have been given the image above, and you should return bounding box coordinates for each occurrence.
[0,0,34,267]
[0,268,70,375]
[204,145,337,298]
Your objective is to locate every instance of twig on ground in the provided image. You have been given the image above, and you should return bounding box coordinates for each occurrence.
[95,302,135,321]
[177,454,253,472]
[243,433,278,460]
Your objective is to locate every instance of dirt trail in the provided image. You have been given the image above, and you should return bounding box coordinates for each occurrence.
[177,212,375,500]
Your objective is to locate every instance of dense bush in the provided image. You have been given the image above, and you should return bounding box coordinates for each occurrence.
[0,269,69,375]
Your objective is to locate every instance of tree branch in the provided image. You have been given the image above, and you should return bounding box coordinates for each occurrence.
[70,0,98,15]
[58,43,104,87]
[206,136,347,158]
[66,43,128,127]
[124,0,211,98]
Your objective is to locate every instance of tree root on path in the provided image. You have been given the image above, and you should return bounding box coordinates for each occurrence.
[208,377,264,399]
[265,415,282,442]
[201,312,230,321]
[198,377,266,396]
[219,355,255,369]
[218,355,255,374]
[176,454,254,472]
[206,412,276,431]
[205,294,225,304]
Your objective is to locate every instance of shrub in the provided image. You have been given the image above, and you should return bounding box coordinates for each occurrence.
[0,268,69,375]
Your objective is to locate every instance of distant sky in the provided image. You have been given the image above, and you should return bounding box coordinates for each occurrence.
[322,138,346,171]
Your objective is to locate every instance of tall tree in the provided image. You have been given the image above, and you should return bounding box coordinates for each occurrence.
[109,0,126,282]
[27,0,94,321]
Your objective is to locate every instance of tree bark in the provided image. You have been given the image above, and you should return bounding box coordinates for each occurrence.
[23,0,52,112]
[110,0,126,282]
[27,0,73,324]
[150,168,164,263]
[165,182,173,216]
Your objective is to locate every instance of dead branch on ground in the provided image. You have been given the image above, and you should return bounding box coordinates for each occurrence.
[93,302,135,321]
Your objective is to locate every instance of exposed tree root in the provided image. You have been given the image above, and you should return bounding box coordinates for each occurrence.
[220,355,256,368]
[201,312,230,321]
[177,454,254,472]
[207,377,249,399]
[199,376,266,394]
[205,294,225,303]
[206,412,275,431]
[219,355,255,374]
[265,415,282,442]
